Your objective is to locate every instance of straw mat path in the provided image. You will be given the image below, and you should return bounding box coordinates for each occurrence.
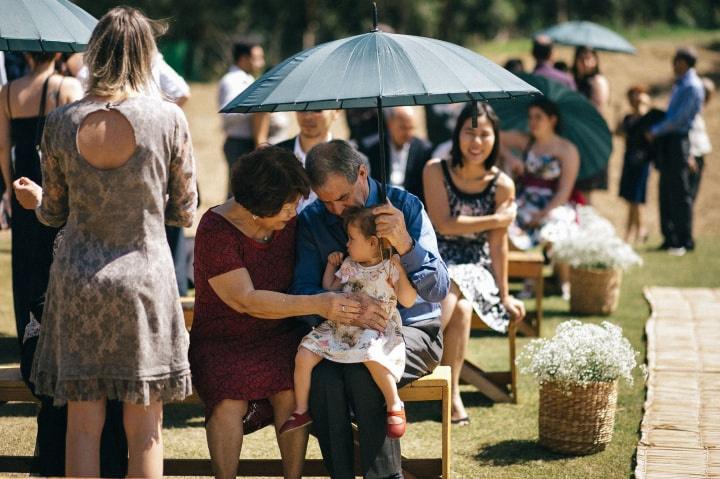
[635,287,720,478]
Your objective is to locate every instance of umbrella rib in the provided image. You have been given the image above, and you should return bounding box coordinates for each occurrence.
[16,0,43,50]
[45,0,81,46]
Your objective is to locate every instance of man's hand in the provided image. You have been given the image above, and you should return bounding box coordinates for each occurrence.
[373,199,413,255]
[347,291,389,332]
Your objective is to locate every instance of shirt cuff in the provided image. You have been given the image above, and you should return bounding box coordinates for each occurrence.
[400,238,424,273]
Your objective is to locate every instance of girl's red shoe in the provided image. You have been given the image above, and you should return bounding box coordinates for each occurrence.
[386,408,406,438]
[279,411,313,435]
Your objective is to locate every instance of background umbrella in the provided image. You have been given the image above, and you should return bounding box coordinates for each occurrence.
[222,3,539,200]
[490,72,612,181]
[0,0,97,52]
[535,21,636,54]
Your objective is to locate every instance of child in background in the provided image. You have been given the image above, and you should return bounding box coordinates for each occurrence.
[280,206,417,438]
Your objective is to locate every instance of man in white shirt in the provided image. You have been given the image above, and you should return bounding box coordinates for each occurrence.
[275,110,339,211]
[360,106,433,202]
[218,40,269,189]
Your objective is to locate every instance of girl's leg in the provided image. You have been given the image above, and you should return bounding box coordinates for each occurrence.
[206,399,248,479]
[292,347,323,414]
[364,361,402,414]
[269,389,310,479]
[123,400,163,479]
[439,283,472,421]
[66,399,106,477]
[636,203,648,242]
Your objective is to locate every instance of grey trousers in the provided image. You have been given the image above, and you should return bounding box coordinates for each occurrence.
[309,317,443,479]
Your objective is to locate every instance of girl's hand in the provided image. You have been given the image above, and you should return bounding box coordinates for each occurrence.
[13,177,42,210]
[502,295,526,323]
[320,292,361,324]
[327,251,344,267]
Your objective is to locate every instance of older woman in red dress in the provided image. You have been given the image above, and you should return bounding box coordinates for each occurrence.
[189,146,360,479]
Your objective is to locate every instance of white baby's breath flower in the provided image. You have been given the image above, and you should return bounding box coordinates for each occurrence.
[516,320,639,387]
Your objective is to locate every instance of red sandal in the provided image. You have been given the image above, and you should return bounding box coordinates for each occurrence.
[386,408,406,439]
[279,411,313,435]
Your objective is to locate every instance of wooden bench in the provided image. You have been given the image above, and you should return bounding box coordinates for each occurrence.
[459,250,544,404]
[0,299,453,478]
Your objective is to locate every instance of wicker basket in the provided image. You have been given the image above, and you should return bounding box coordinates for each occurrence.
[539,380,618,455]
[569,267,622,315]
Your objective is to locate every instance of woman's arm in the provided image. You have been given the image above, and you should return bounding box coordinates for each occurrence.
[589,75,610,115]
[423,160,515,236]
[488,176,525,321]
[392,255,417,308]
[209,267,361,322]
[165,108,198,228]
[532,141,580,224]
[0,86,12,200]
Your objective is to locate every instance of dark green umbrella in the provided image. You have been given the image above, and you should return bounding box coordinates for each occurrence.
[536,21,636,54]
[490,73,612,181]
[0,0,97,52]
[222,4,539,200]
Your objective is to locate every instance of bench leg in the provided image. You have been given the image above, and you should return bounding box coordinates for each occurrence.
[460,361,513,403]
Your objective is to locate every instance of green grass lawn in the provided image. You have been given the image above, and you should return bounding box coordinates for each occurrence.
[1,231,718,478]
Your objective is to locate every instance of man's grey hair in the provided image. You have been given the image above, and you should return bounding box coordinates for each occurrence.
[305,139,369,188]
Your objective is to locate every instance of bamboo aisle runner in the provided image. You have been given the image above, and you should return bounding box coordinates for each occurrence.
[635,287,720,478]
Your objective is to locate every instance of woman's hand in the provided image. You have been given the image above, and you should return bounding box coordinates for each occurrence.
[1,190,11,217]
[505,154,525,177]
[12,177,42,210]
[327,251,344,267]
[502,295,526,323]
[319,292,361,324]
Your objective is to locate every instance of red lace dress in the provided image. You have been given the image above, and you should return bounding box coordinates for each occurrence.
[189,210,307,417]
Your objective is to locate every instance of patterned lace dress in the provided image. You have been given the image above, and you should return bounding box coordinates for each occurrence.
[30,96,197,406]
[509,149,578,250]
[436,160,510,333]
[300,257,406,382]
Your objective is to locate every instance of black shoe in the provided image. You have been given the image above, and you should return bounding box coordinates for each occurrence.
[656,242,672,251]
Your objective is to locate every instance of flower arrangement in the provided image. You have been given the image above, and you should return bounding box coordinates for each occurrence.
[551,206,642,271]
[517,320,639,386]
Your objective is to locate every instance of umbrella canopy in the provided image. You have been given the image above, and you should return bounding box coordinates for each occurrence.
[222,33,538,114]
[0,0,97,52]
[222,7,539,201]
[536,21,636,54]
[490,73,612,181]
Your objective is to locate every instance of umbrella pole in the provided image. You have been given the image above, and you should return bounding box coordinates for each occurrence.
[376,97,387,203]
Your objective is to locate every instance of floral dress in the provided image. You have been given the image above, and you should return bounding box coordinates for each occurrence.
[509,148,578,250]
[436,160,510,333]
[300,258,406,382]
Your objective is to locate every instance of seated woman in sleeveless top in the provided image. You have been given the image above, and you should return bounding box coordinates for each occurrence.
[423,102,526,425]
[500,97,581,252]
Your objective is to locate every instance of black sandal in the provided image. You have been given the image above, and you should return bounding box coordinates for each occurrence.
[451,416,470,426]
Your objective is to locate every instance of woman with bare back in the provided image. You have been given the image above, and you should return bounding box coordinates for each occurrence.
[13,7,197,478]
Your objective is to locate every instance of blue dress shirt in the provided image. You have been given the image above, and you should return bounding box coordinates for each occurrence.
[651,68,705,137]
[290,178,449,326]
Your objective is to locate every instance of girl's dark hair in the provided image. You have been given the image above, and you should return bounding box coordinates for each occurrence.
[342,206,377,237]
[529,97,562,134]
[26,52,56,65]
[342,206,393,257]
[449,102,500,168]
[232,146,310,217]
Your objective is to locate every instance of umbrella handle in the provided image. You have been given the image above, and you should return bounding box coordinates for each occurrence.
[372,2,379,32]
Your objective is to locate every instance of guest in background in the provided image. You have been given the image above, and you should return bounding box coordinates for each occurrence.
[504,58,525,74]
[688,77,714,204]
[572,46,610,116]
[360,106,433,202]
[646,47,705,256]
[617,85,654,243]
[531,35,576,90]
[276,109,339,211]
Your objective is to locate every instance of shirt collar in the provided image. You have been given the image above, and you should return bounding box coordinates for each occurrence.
[365,177,382,208]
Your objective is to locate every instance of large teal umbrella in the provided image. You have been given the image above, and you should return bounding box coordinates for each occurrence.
[0,0,97,52]
[536,21,636,54]
[490,73,611,181]
[222,5,539,200]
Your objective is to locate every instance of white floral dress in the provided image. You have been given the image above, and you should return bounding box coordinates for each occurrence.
[300,258,406,382]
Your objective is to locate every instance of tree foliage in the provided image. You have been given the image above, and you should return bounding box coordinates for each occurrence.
[73,0,720,80]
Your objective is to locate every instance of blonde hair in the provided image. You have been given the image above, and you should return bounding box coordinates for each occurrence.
[83,6,167,97]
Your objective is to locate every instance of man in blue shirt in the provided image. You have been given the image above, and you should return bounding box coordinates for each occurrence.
[647,47,705,255]
[291,139,449,478]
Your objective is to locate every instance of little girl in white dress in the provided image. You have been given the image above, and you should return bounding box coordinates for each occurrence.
[280,206,417,438]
